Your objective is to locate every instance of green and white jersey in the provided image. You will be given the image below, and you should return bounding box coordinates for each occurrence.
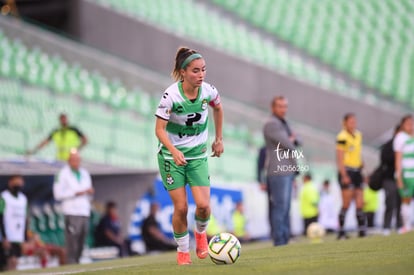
[394,131,414,179]
[155,81,221,160]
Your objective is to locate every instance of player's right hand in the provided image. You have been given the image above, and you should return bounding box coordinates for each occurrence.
[172,149,187,166]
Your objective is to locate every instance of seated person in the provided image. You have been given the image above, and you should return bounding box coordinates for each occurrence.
[94,201,124,256]
[142,202,176,252]
[231,202,251,243]
[22,230,66,268]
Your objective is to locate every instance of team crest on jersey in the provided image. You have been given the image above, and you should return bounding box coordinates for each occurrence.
[166,174,174,185]
[201,99,208,110]
[175,105,184,113]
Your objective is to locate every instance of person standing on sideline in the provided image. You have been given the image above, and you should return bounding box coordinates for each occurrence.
[381,125,402,235]
[53,149,94,264]
[257,146,273,235]
[394,115,414,233]
[28,113,88,161]
[263,96,300,246]
[155,47,223,265]
[318,180,337,233]
[336,113,365,239]
[0,175,28,271]
[299,173,319,235]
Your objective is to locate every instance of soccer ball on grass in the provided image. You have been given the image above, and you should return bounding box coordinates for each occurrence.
[306,222,326,241]
[208,232,241,264]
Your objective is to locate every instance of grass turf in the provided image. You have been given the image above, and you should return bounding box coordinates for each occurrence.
[12,232,414,275]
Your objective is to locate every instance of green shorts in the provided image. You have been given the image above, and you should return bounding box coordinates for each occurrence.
[399,177,414,198]
[157,154,210,191]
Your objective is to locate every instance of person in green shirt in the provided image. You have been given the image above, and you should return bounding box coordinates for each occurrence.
[231,202,250,242]
[299,174,319,235]
[206,214,223,239]
[28,113,88,161]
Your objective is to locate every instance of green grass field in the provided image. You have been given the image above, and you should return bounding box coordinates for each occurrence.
[12,232,414,275]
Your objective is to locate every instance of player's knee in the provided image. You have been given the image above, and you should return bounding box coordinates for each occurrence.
[174,203,188,218]
[196,202,210,216]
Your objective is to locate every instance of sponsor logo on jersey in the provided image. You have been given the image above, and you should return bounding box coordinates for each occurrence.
[175,105,184,113]
[201,99,208,110]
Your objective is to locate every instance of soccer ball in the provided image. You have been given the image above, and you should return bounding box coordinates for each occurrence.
[306,222,326,240]
[208,232,241,264]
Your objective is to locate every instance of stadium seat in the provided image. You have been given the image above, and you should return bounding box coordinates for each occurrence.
[212,0,414,108]
[90,0,374,105]
[0,126,27,153]
[0,27,259,182]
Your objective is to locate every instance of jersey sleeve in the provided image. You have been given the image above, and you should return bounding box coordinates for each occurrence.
[393,133,406,152]
[208,84,221,107]
[155,91,173,121]
[336,132,347,150]
[47,129,58,141]
[70,126,85,138]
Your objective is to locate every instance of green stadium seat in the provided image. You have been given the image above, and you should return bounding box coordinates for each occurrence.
[211,0,414,108]
[0,126,27,153]
[90,0,373,102]
[5,102,41,131]
[0,26,263,182]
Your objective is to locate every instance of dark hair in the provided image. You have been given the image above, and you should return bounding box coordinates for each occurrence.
[171,47,199,81]
[399,114,413,126]
[394,124,401,135]
[323,179,330,185]
[105,201,117,211]
[303,173,312,180]
[8,174,23,183]
[271,96,286,108]
[343,113,355,122]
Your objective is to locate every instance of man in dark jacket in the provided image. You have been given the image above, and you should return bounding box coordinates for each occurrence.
[263,96,301,246]
[381,125,402,235]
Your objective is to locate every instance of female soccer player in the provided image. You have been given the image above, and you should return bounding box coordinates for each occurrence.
[155,47,223,265]
[336,113,365,239]
[394,115,414,233]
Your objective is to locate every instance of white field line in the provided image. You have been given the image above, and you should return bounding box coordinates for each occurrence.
[21,263,140,275]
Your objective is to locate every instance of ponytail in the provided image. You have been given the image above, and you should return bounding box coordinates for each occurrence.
[171,47,201,81]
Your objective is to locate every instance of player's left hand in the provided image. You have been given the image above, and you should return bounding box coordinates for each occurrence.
[211,139,224,157]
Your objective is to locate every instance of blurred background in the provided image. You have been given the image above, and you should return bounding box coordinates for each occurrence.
[0,0,413,269]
